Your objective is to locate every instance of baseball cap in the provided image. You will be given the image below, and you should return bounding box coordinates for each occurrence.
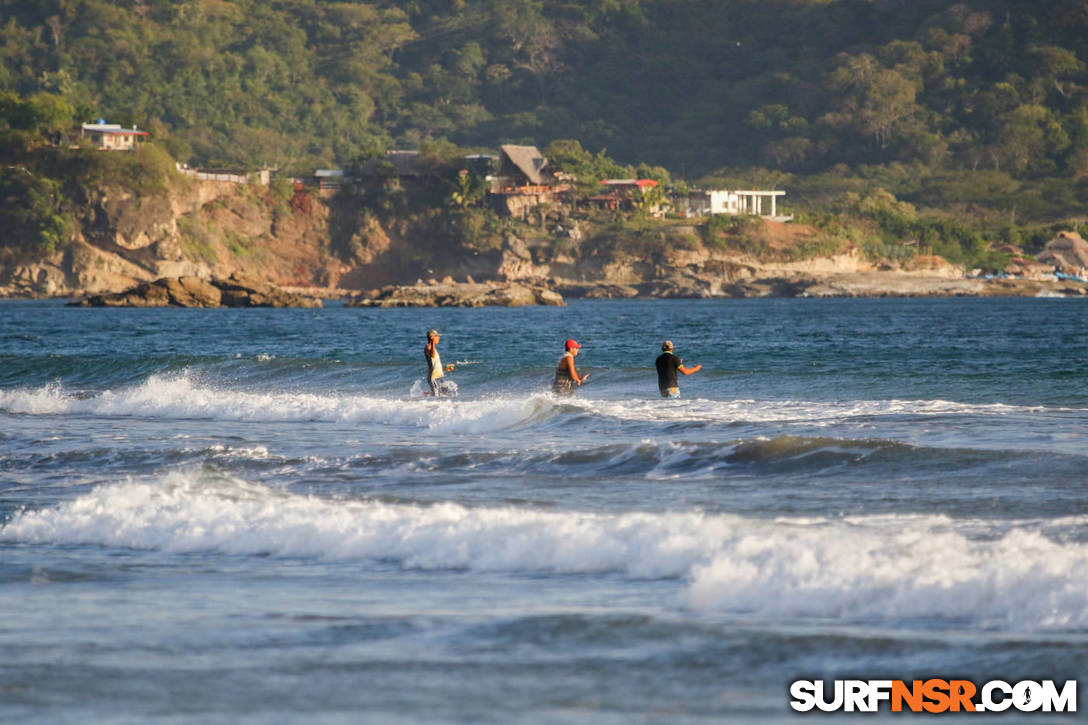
[427,329,439,338]
[565,339,581,350]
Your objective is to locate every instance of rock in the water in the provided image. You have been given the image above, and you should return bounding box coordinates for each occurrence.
[346,281,564,308]
[160,276,222,307]
[572,283,640,299]
[69,274,321,308]
[534,289,565,306]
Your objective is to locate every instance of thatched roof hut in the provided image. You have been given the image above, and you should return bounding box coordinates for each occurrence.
[499,144,549,186]
[1005,257,1056,280]
[1037,231,1088,271]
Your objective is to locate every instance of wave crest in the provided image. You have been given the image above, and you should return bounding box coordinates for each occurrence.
[0,374,553,433]
[4,469,1086,631]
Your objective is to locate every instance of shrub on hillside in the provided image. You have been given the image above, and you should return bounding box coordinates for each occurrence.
[0,166,75,253]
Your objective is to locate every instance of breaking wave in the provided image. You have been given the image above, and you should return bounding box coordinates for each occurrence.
[0,375,551,434]
[2,374,1081,433]
[4,469,1086,632]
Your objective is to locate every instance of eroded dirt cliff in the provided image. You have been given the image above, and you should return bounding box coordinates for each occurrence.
[0,176,343,298]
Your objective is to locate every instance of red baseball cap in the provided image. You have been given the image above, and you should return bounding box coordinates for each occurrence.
[565,339,581,350]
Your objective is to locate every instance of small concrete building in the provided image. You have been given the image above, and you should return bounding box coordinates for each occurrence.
[80,119,148,150]
[356,150,425,178]
[313,169,344,192]
[681,189,787,219]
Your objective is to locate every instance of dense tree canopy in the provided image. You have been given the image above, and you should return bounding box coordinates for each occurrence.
[1,0,1086,178]
[3,0,1088,268]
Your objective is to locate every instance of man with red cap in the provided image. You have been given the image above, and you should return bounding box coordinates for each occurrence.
[553,339,589,396]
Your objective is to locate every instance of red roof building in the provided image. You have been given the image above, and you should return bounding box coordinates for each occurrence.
[80,119,149,151]
[588,179,661,212]
[599,179,659,192]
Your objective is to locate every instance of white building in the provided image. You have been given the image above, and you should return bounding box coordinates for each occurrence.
[683,189,788,220]
[80,119,148,150]
[314,169,344,191]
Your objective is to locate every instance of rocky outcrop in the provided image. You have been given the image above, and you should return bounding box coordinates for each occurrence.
[212,272,322,307]
[347,281,564,307]
[68,273,322,307]
[497,232,551,282]
[1,175,339,299]
[0,259,71,297]
[556,270,1088,299]
[796,273,1087,298]
[560,283,641,299]
[9,170,1087,303]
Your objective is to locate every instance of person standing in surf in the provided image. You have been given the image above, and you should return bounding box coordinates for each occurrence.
[424,329,455,396]
[655,340,701,398]
[553,339,589,396]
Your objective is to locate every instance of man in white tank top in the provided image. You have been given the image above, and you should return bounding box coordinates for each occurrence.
[424,329,455,396]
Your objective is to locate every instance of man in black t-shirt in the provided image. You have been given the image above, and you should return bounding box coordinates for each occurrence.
[655,340,702,398]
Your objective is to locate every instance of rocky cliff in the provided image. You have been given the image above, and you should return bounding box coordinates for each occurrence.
[2,171,1084,301]
[0,174,343,298]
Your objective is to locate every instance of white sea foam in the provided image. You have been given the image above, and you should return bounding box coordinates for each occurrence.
[582,396,1063,426]
[202,444,271,459]
[2,376,1084,443]
[0,375,548,433]
[408,377,459,399]
[4,470,1085,631]
[0,382,71,415]
[687,517,1088,629]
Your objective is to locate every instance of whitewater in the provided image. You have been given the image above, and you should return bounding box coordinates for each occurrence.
[1,297,1086,723]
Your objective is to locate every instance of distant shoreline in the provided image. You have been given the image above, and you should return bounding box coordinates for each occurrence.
[6,273,1086,305]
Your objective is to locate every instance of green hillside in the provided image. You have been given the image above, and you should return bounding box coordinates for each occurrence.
[3,0,1088,264]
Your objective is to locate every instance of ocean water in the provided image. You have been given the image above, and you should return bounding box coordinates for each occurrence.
[1,297,1085,723]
